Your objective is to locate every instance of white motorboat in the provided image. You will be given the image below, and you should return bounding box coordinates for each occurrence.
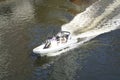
[33,31,78,56]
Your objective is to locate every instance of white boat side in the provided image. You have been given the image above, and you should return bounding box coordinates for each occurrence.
[33,38,77,56]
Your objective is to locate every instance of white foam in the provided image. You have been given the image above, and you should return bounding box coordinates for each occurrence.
[51,18,120,56]
[53,0,120,56]
[62,0,120,35]
[75,19,120,38]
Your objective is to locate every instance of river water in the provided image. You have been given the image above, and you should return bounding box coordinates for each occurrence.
[0,0,120,80]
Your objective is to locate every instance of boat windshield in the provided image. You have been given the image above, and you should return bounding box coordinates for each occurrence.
[43,39,51,49]
[56,31,70,37]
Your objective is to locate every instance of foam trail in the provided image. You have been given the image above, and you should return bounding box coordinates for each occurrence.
[75,18,120,38]
[51,0,120,56]
[62,0,120,36]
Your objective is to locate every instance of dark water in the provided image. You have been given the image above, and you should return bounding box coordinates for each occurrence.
[0,0,120,80]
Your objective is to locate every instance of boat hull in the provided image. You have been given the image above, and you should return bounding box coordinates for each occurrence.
[33,39,77,56]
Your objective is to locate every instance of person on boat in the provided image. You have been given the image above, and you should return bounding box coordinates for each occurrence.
[56,31,71,43]
[60,36,67,43]
[44,31,70,48]
[56,35,67,44]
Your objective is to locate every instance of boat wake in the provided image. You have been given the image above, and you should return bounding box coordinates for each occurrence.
[51,0,120,56]
[33,0,120,57]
